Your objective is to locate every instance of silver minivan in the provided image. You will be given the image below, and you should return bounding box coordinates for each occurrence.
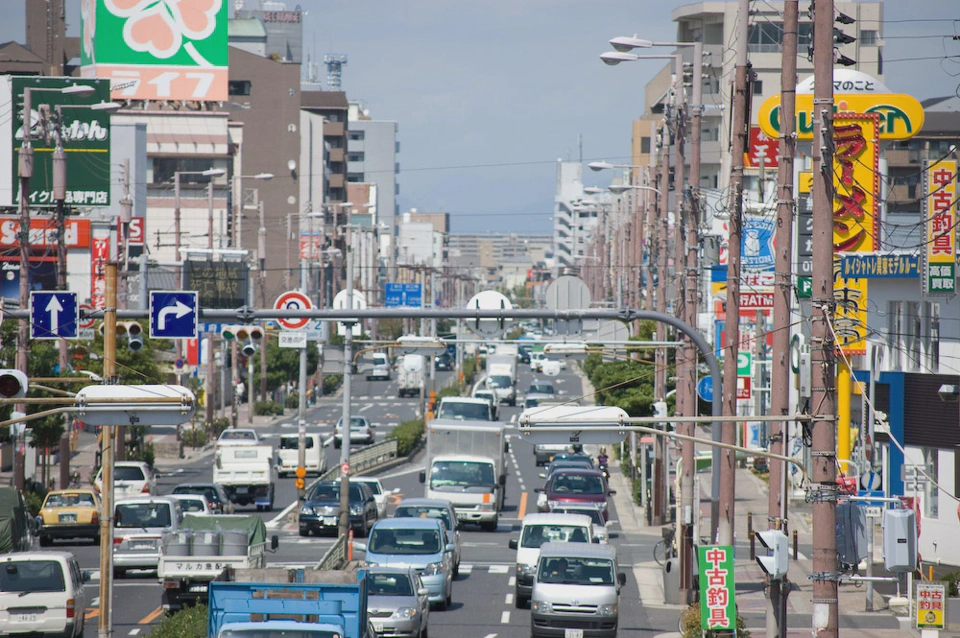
[530,542,626,638]
[113,496,182,577]
[0,551,88,638]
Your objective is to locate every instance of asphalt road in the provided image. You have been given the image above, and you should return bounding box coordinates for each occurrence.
[62,363,683,637]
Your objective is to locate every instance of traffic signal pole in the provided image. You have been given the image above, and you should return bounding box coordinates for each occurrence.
[98,263,118,638]
[338,214,354,540]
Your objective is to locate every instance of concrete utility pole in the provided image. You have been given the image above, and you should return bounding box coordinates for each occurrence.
[98,263,118,638]
[769,2,798,636]
[719,0,751,550]
[810,0,838,635]
[652,114,670,527]
[673,53,688,445]
[258,200,268,402]
[206,183,215,427]
[338,208,355,539]
[680,39,704,602]
[51,106,71,488]
[14,87,33,492]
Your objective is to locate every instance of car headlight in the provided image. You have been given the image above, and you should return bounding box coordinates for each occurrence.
[391,607,417,619]
[547,500,560,510]
[531,600,552,613]
[517,563,536,575]
[597,604,618,616]
[350,504,363,515]
[300,506,315,516]
[422,562,444,576]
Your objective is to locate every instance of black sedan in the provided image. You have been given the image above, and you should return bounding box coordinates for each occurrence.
[299,481,378,537]
[434,353,454,371]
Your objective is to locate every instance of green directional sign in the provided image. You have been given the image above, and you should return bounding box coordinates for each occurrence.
[736,351,752,377]
[796,277,812,298]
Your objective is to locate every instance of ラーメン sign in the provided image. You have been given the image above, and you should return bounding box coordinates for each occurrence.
[757,70,924,141]
[80,0,228,101]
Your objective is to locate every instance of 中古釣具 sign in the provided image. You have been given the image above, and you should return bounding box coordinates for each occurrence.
[699,545,736,631]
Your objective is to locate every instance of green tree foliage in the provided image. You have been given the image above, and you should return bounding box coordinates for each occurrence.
[252,335,318,393]
[147,604,208,638]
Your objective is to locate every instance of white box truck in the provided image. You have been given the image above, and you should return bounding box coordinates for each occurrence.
[397,354,424,398]
[485,354,517,406]
[214,444,275,511]
[419,421,507,531]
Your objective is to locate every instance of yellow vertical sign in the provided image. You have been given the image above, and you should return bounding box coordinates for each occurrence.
[832,114,879,356]
[916,582,946,630]
[923,159,957,295]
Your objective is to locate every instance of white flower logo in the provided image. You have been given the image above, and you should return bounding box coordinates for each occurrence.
[105,0,221,64]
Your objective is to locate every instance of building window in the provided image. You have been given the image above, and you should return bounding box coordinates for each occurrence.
[906,301,921,370]
[928,302,940,372]
[150,157,227,185]
[347,172,364,182]
[702,127,719,142]
[860,30,878,46]
[228,80,251,96]
[751,80,763,95]
[888,301,902,370]
[348,130,365,141]
[923,448,939,519]
[641,137,651,154]
[747,22,783,53]
[347,152,364,162]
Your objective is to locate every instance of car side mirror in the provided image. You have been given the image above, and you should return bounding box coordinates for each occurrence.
[417,587,429,596]
[618,572,627,587]
[444,545,454,554]
[608,490,617,496]
[508,539,518,550]
[498,474,506,487]
[354,542,367,552]
[534,487,543,493]
[82,570,92,583]
[592,537,600,544]
[419,471,426,484]
[271,535,280,551]
[34,515,42,528]
[392,488,401,494]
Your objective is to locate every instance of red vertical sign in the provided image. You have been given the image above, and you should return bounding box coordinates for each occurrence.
[186,338,200,366]
[90,237,110,308]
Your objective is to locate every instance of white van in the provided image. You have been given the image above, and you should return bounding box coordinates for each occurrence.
[277,433,326,477]
[367,352,392,381]
[508,512,595,608]
[94,461,156,498]
[0,551,88,638]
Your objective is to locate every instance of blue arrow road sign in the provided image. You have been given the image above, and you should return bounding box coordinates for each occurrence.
[697,376,714,403]
[31,292,78,339]
[385,283,422,308]
[149,291,198,339]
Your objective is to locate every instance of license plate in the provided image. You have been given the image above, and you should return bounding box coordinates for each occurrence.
[373,624,383,633]
[59,513,77,523]
[190,584,208,593]
[564,630,583,638]
[236,487,249,494]
[15,614,37,622]
[323,517,336,526]
[132,541,155,549]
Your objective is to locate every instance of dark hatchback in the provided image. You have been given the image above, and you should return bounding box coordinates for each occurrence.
[299,481,378,537]
[535,469,615,522]
[171,483,235,514]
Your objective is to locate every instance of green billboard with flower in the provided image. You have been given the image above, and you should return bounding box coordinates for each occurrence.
[80,0,228,102]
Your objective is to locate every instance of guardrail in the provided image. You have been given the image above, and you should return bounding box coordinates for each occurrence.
[316,534,348,570]
[317,438,399,482]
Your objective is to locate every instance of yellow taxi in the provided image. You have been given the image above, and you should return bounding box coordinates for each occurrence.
[37,489,101,546]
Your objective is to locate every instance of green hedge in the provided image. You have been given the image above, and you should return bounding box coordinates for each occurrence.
[254,400,284,416]
[437,386,460,399]
[323,374,343,395]
[147,604,207,638]
[387,419,424,456]
[462,356,478,384]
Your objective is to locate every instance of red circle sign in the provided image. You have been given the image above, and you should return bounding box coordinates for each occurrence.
[341,462,350,476]
[274,291,312,330]
[78,304,95,329]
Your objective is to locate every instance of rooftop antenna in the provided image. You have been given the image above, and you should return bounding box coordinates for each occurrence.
[323,54,348,91]
[578,133,583,164]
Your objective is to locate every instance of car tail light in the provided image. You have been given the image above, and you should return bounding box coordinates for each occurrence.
[91,513,99,525]
[367,429,373,436]
[113,537,123,545]
[163,579,179,590]
[66,598,75,618]
[141,484,150,493]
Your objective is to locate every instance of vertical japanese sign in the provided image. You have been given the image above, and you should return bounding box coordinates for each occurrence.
[91,236,110,308]
[832,113,880,356]
[80,0,228,102]
[698,545,736,632]
[916,581,946,630]
[921,160,957,295]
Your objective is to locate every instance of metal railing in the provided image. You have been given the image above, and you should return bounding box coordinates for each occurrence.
[316,534,348,570]
[317,438,399,483]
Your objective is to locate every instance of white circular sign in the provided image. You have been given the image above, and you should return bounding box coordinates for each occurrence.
[274,291,313,330]
[466,290,513,337]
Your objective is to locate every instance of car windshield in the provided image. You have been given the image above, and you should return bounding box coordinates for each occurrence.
[438,402,489,420]
[537,557,614,586]
[308,484,364,501]
[338,417,367,429]
[0,560,65,593]
[429,461,495,488]
[177,498,206,513]
[487,375,511,389]
[44,492,96,507]
[280,437,314,450]
[520,524,590,548]
[530,384,554,394]
[369,528,442,555]
[116,502,172,528]
[114,466,146,481]
[554,508,604,526]
[367,573,414,596]
[547,461,592,475]
[550,474,605,494]
[355,480,382,495]
[220,431,256,440]
[394,506,452,531]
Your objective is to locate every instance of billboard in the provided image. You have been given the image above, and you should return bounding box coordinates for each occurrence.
[832,113,880,356]
[0,77,112,208]
[921,160,957,295]
[80,0,228,102]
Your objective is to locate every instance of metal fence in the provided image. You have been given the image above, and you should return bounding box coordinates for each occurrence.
[316,534,348,570]
[317,438,399,483]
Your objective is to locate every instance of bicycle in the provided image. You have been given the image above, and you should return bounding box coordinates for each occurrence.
[653,524,678,566]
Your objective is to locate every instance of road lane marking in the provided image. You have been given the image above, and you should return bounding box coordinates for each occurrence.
[500,611,510,624]
[139,606,164,624]
[85,608,100,620]
[509,576,516,587]
[483,634,497,638]
[358,404,373,413]
[459,564,473,574]
[129,630,141,635]
[505,593,514,605]
[489,565,509,574]
[518,492,528,519]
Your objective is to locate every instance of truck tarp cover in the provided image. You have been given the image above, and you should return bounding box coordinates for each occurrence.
[180,514,267,546]
[0,487,30,553]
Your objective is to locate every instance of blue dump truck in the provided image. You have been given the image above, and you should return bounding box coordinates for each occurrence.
[208,569,371,638]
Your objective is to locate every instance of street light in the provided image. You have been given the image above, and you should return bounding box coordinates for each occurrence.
[395,335,448,356]
[608,184,662,196]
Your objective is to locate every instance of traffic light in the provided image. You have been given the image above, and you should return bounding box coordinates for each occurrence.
[756,529,789,579]
[0,369,28,399]
[221,324,264,356]
[117,322,143,351]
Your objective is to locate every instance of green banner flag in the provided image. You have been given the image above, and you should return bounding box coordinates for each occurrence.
[698,545,736,632]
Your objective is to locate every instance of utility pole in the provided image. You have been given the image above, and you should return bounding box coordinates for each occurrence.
[120,160,132,310]
[769,2,798,636]
[810,0,838,635]
[338,209,354,539]
[680,40,704,603]
[51,105,71,488]
[719,0,751,550]
[206,181,215,427]
[673,54,688,455]
[258,200,267,402]
[652,114,670,527]
[15,88,33,492]
[98,262,118,638]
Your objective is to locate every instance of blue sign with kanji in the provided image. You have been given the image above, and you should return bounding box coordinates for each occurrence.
[30,292,78,339]
[385,283,422,308]
[741,217,775,270]
[149,291,198,339]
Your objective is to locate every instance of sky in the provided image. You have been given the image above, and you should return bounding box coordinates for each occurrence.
[3,1,959,235]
